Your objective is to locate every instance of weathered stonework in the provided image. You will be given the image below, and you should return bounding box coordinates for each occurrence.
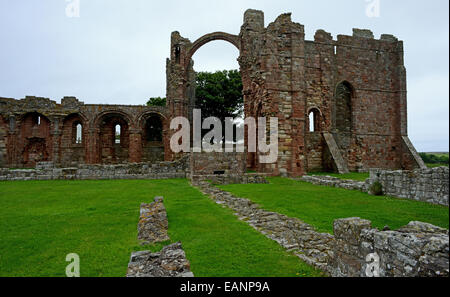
[368,167,449,206]
[300,175,369,192]
[193,181,449,277]
[126,242,194,277]
[190,173,268,185]
[127,196,194,277]
[331,218,449,277]
[137,197,170,244]
[0,157,188,181]
[0,9,424,177]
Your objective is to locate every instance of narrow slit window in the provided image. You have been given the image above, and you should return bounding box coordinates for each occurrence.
[309,112,315,132]
[76,124,82,144]
[115,124,121,144]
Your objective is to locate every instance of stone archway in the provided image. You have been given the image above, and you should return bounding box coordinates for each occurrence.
[96,112,131,164]
[184,32,240,69]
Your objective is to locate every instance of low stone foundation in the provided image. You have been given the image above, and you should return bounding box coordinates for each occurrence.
[193,180,335,271]
[331,218,449,277]
[137,197,170,245]
[190,173,269,185]
[126,196,194,277]
[369,167,449,206]
[126,242,194,277]
[0,157,188,181]
[301,167,449,207]
[300,175,369,192]
[193,181,449,277]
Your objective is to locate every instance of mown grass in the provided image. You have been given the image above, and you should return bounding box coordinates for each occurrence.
[307,172,369,181]
[0,179,322,277]
[220,177,449,234]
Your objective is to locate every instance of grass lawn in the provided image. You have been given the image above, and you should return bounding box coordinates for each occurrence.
[426,163,449,168]
[220,177,449,234]
[0,179,321,277]
[308,172,369,181]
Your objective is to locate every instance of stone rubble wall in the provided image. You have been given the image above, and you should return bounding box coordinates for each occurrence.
[127,196,194,277]
[193,180,335,272]
[189,151,246,176]
[331,218,449,277]
[137,196,170,245]
[127,242,194,277]
[369,167,449,206]
[300,175,369,192]
[190,173,269,185]
[0,157,188,181]
[193,181,449,277]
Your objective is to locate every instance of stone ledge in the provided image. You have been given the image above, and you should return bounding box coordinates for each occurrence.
[126,242,194,277]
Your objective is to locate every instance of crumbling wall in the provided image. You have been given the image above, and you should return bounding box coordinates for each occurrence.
[0,156,188,181]
[369,167,449,206]
[127,196,193,277]
[331,218,449,277]
[195,182,449,277]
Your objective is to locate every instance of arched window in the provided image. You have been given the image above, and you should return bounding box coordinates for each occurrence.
[308,108,321,132]
[145,115,163,142]
[115,124,121,144]
[75,123,82,144]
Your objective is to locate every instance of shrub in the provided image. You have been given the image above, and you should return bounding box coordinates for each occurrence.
[370,181,383,196]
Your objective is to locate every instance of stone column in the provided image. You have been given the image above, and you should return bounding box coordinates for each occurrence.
[129,129,142,163]
[50,116,62,166]
[86,128,100,164]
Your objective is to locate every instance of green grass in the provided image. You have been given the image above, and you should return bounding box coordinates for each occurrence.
[0,179,322,277]
[308,172,370,181]
[426,163,449,168]
[220,177,449,234]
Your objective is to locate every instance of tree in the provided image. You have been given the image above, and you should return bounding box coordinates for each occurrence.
[195,70,243,143]
[195,70,243,120]
[146,97,166,107]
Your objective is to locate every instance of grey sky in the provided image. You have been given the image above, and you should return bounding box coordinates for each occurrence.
[0,0,448,152]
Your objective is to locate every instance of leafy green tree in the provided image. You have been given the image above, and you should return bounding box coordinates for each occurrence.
[195,70,243,143]
[146,97,166,107]
[195,70,243,120]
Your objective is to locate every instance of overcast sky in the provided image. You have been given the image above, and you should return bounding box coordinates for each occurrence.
[0,0,448,152]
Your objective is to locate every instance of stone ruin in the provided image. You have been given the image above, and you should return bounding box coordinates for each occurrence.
[127,196,194,277]
[0,9,426,177]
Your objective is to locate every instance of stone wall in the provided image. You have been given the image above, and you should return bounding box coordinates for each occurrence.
[194,182,449,277]
[369,167,449,206]
[167,180,449,276]
[331,218,449,277]
[0,157,188,181]
[190,173,269,185]
[0,96,171,168]
[189,151,246,176]
[300,175,368,192]
[127,196,194,277]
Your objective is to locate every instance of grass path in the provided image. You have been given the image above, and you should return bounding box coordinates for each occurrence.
[220,177,449,233]
[0,179,321,277]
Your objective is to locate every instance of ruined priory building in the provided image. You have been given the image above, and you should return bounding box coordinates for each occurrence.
[0,9,425,176]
